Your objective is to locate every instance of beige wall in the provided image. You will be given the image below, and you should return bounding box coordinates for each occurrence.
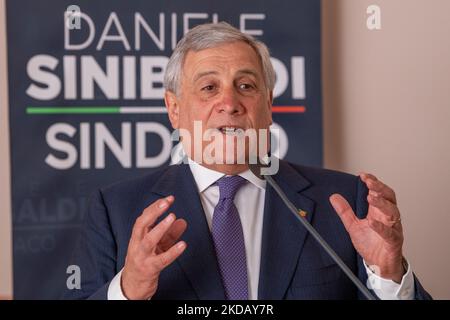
[323,0,450,299]
[0,0,13,300]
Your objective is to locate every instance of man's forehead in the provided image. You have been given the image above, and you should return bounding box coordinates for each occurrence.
[182,42,263,79]
[187,40,257,58]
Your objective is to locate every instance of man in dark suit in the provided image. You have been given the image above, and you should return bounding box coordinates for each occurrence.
[64,22,431,300]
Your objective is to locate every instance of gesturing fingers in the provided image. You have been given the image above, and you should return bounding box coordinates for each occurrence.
[132,196,175,242]
[360,173,397,204]
[156,218,188,253]
[367,192,401,227]
[122,196,187,300]
[141,213,177,253]
[153,241,187,271]
[329,194,359,232]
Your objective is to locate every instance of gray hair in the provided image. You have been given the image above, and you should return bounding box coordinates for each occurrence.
[164,22,275,95]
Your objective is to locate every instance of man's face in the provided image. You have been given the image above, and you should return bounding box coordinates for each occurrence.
[165,41,273,174]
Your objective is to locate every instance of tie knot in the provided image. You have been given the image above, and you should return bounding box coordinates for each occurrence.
[217,175,247,200]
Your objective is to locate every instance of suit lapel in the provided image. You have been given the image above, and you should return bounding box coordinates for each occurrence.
[150,161,316,300]
[258,161,316,299]
[151,164,225,299]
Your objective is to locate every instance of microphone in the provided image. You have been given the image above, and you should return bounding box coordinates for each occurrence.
[249,161,376,300]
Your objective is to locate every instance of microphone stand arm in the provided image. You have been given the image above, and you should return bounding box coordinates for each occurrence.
[264,174,376,300]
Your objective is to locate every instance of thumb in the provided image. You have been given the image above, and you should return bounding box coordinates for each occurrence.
[329,193,358,231]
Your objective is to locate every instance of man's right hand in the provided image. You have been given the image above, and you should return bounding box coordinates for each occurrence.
[121,195,187,300]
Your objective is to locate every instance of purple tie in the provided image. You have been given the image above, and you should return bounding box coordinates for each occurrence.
[211,175,249,300]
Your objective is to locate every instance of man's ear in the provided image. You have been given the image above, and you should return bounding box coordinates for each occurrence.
[165,91,179,129]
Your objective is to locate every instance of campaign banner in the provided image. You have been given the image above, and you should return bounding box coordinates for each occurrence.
[6,0,322,298]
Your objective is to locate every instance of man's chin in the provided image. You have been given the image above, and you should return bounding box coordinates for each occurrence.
[201,162,249,175]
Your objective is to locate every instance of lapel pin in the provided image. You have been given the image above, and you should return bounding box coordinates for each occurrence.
[298,209,307,218]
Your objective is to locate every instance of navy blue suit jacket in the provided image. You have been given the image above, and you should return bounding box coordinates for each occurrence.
[64,160,431,300]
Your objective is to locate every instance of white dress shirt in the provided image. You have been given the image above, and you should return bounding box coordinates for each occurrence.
[108,160,415,300]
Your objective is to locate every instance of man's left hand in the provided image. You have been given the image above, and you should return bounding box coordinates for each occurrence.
[329,173,405,283]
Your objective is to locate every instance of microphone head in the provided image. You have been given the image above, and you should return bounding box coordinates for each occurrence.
[249,162,264,180]
[248,156,271,180]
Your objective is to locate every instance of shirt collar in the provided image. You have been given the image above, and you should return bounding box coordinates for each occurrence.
[187,158,266,193]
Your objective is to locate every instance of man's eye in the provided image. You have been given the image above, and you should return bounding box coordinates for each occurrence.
[202,85,215,91]
[239,83,253,90]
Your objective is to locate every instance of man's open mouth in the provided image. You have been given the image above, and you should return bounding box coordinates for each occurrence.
[217,126,245,135]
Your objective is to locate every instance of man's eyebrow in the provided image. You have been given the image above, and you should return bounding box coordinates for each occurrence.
[236,69,259,78]
[192,69,260,83]
[193,71,219,83]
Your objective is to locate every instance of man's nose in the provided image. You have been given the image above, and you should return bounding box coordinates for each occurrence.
[215,87,243,115]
